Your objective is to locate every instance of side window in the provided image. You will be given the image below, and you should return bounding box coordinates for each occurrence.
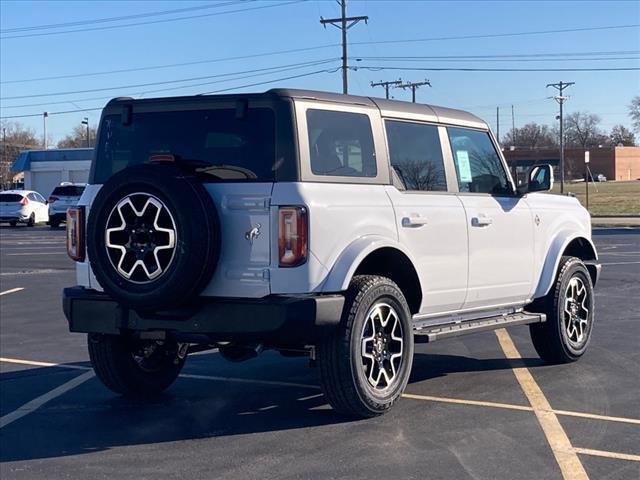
[385,120,447,191]
[447,127,512,195]
[306,109,376,177]
[27,193,38,202]
[35,193,46,203]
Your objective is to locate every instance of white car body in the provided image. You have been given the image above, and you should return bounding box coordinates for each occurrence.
[74,90,598,323]
[47,183,86,226]
[0,189,49,225]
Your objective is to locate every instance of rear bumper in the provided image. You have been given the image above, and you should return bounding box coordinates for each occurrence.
[63,286,344,345]
[0,214,28,223]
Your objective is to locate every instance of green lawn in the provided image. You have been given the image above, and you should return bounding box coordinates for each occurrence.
[549,180,640,215]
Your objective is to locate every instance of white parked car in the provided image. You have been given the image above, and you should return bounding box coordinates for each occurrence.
[63,89,600,418]
[48,183,86,228]
[0,189,49,227]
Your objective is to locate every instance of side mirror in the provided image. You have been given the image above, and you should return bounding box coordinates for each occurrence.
[518,164,553,195]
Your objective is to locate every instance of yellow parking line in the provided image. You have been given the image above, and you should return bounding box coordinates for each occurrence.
[0,287,24,296]
[574,447,640,462]
[495,328,588,480]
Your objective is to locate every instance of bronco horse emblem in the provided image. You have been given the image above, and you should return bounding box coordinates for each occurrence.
[245,224,261,245]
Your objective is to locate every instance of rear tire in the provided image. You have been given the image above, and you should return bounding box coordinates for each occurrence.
[317,275,414,418]
[9,221,16,227]
[27,213,35,227]
[88,334,186,397]
[49,220,60,229]
[529,256,594,364]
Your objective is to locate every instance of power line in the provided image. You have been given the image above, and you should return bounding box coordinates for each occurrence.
[353,50,640,59]
[1,44,338,84]
[1,60,341,109]
[0,59,338,100]
[350,24,640,46]
[356,65,640,72]
[354,56,640,63]
[0,69,337,120]
[0,1,304,39]
[0,1,246,33]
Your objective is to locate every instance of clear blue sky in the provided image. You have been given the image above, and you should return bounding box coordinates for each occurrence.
[1,0,638,144]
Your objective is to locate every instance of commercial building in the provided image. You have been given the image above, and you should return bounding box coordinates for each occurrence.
[11,148,93,198]
[503,146,640,184]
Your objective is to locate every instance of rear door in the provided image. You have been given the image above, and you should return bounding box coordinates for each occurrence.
[384,120,468,315]
[446,127,535,309]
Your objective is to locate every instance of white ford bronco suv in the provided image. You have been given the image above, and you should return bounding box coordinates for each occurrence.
[63,89,601,418]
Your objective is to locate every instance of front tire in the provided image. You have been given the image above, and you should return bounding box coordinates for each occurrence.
[317,275,414,418]
[88,334,186,397]
[529,256,595,364]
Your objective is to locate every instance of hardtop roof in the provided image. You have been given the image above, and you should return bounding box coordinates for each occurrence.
[104,88,487,129]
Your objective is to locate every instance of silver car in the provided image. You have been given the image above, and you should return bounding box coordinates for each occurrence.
[48,183,86,228]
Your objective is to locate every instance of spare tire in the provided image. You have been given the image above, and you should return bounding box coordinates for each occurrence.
[87,163,220,310]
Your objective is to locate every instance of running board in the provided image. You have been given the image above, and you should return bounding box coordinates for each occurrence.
[413,312,546,343]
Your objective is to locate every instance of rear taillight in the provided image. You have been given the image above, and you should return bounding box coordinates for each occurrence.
[67,207,85,262]
[20,196,28,206]
[278,206,307,267]
[48,196,59,203]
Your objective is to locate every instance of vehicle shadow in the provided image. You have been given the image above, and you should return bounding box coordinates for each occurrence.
[592,227,639,236]
[0,351,542,463]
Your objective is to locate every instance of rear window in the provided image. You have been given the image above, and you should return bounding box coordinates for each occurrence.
[51,186,85,196]
[93,108,276,183]
[0,193,23,202]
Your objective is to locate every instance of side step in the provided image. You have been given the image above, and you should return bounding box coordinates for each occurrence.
[413,312,546,343]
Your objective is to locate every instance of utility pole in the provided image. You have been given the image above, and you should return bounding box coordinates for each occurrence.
[547,81,574,194]
[370,79,403,99]
[43,112,48,149]
[398,79,431,103]
[320,0,368,94]
[511,105,516,146]
[496,106,500,143]
[82,117,90,147]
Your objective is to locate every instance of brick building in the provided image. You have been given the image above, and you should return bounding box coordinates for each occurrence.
[503,146,640,183]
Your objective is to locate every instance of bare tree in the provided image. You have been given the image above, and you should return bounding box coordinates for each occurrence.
[629,96,640,133]
[57,123,97,149]
[0,121,40,188]
[394,158,443,191]
[564,112,606,148]
[609,125,636,146]
[502,122,557,149]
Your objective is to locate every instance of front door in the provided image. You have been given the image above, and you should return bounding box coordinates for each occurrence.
[446,126,534,310]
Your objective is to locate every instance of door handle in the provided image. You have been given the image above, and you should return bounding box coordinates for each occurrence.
[472,214,493,227]
[402,214,428,228]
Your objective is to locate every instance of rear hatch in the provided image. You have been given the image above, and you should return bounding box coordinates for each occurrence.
[0,193,25,217]
[49,185,85,214]
[90,98,293,297]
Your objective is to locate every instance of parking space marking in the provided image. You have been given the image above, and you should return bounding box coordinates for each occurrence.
[574,448,640,463]
[495,328,588,480]
[0,357,90,370]
[0,288,24,296]
[0,370,94,429]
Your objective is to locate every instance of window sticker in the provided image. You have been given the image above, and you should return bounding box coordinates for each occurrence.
[456,150,472,182]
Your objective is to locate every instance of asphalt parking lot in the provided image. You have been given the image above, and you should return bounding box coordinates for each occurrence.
[0,226,638,480]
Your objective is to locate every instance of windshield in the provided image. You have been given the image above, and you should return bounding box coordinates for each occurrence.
[93,107,276,183]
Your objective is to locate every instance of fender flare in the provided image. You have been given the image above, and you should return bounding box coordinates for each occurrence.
[322,235,421,293]
[534,230,598,299]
